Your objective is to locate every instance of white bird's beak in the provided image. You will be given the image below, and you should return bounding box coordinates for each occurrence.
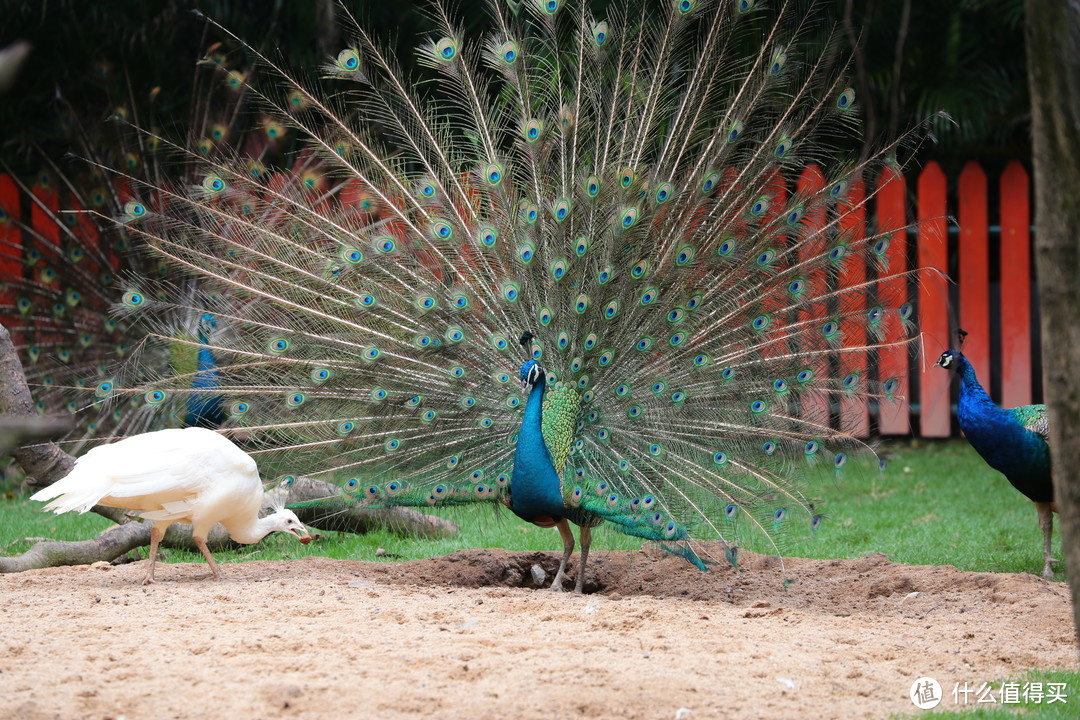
[291,526,312,544]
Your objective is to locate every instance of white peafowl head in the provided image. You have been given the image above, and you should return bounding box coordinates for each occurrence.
[263,493,311,544]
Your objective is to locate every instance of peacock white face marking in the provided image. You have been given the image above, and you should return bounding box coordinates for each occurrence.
[520,359,545,392]
[271,509,311,544]
[935,350,956,369]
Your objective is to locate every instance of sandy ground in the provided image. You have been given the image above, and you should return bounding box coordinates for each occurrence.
[1,546,1076,720]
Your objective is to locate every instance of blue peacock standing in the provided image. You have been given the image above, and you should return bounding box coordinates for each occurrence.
[935,347,1056,578]
[86,0,921,591]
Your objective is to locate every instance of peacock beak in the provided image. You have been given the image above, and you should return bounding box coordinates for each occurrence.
[291,527,312,544]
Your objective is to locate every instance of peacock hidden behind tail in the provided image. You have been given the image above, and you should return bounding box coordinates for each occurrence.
[85,0,922,573]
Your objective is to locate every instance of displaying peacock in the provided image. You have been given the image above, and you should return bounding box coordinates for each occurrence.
[81,0,922,591]
[935,348,1056,579]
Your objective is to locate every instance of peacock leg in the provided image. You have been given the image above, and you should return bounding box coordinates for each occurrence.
[141,523,166,585]
[550,519,575,591]
[574,524,592,594]
[1036,502,1056,579]
[193,535,223,580]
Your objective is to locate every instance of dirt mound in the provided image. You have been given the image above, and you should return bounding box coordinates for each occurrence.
[2,549,1075,719]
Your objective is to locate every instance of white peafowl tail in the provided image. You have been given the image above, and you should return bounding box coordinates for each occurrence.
[82,0,923,583]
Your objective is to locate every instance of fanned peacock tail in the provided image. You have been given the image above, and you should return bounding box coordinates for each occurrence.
[81,0,922,569]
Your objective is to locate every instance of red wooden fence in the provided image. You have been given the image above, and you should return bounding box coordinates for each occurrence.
[0,162,1037,438]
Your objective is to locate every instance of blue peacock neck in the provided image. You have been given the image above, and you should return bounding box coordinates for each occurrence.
[509,375,564,526]
[954,355,995,410]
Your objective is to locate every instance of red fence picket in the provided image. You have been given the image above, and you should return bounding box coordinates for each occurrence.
[875,165,911,436]
[837,178,869,437]
[999,161,1032,410]
[958,162,990,379]
[916,162,951,437]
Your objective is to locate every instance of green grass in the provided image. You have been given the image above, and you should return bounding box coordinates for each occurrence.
[0,439,1064,576]
[892,669,1079,719]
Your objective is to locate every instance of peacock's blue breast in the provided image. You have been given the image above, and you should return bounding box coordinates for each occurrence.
[958,398,1052,502]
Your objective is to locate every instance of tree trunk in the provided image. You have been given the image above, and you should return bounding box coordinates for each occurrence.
[1026,0,1080,653]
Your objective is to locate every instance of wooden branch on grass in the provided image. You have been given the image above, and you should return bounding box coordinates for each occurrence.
[0,323,457,574]
[280,476,459,540]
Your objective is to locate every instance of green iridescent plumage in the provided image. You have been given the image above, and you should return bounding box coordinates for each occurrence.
[541,381,580,476]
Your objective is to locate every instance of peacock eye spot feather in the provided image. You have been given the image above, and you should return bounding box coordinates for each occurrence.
[435,37,458,61]
[498,41,518,64]
[837,87,856,109]
[336,49,360,71]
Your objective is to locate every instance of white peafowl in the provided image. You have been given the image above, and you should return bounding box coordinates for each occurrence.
[30,427,312,584]
[83,0,922,592]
